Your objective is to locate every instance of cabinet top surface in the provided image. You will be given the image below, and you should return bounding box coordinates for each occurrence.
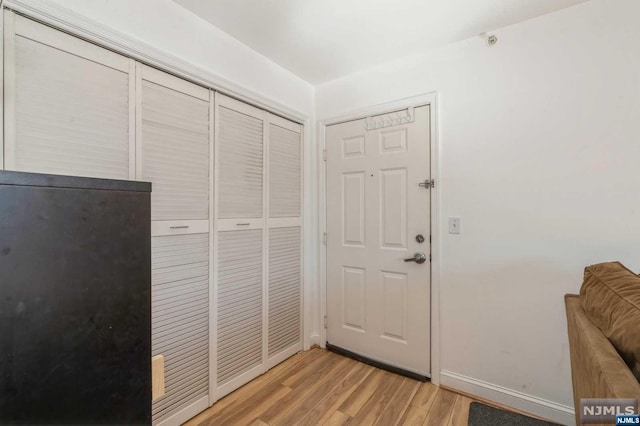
[0,170,151,193]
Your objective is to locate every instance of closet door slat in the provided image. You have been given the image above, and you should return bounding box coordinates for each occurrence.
[152,234,209,424]
[141,80,210,221]
[218,106,264,219]
[217,229,263,385]
[268,227,301,357]
[269,124,301,218]
[12,35,130,179]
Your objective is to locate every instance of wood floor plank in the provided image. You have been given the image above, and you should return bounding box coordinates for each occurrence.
[423,388,458,426]
[260,355,352,424]
[185,349,323,426]
[280,349,334,388]
[398,405,430,425]
[209,383,292,425]
[344,370,405,424]
[324,410,351,426]
[374,377,421,426]
[296,362,374,426]
[183,351,314,426]
[448,395,473,426]
[410,381,439,411]
[338,369,388,417]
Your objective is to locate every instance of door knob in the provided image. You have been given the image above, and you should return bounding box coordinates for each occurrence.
[404,252,427,264]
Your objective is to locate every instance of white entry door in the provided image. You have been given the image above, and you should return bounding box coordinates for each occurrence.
[326,105,431,376]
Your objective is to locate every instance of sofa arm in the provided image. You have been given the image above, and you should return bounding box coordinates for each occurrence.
[565,294,640,425]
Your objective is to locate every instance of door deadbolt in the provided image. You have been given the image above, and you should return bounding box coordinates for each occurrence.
[415,234,425,243]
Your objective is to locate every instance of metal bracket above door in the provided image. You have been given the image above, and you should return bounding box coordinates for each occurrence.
[365,107,415,130]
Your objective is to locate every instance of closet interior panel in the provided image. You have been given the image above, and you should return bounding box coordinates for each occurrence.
[3,12,133,179]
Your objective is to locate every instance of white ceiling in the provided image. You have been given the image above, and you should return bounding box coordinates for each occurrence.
[173,0,589,84]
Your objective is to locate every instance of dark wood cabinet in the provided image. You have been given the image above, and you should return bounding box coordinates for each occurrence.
[0,171,152,425]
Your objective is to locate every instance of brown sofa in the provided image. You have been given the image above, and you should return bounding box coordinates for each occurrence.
[565,262,640,425]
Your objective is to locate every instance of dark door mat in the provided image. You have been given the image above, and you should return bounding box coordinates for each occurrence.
[468,402,563,426]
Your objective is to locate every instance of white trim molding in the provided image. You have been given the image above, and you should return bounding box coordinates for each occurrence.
[440,370,575,426]
[318,92,441,385]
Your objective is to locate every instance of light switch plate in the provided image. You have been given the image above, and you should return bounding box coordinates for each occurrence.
[449,217,461,234]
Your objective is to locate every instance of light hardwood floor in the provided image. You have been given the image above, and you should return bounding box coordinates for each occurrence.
[184,348,475,426]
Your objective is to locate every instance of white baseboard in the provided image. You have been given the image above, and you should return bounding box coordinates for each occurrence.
[309,332,321,347]
[440,370,575,426]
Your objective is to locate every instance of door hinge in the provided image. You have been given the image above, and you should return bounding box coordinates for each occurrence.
[418,179,435,189]
[430,253,432,262]
[324,315,328,328]
[323,232,327,245]
[323,149,327,161]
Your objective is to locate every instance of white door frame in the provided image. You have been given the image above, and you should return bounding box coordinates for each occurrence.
[318,92,441,385]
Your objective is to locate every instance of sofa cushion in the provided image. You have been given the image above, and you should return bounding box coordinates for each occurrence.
[581,262,640,382]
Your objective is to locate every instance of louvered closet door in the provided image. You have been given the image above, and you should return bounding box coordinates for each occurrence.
[138,64,211,224]
[214,95,266,398]
[151,234,209,425]
[267,115,303,368]
[3,12,134,179]
[138,66,212,426]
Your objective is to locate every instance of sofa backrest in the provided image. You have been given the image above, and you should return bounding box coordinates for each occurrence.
[580,262,640,381]
[565,294,640,425]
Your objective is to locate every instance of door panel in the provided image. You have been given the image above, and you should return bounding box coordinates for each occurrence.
[268,226,302,357]
[343,266,366,331]
[139,67,210,221]
[5,13,132,180]
[380,168,408,249]
[326,105,431,376]
[216,229,263,386]
[343,172,366,246]
[269,124,301,218]
[151,234,209,424]
[217,105,264,219]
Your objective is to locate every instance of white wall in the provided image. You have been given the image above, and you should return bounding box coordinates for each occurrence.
[45,0,315,116]
[317,0,640,423]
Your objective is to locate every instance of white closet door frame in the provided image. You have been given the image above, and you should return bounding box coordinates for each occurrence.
[212,93,268,401]
[3,11,135,178]
[265,113,304,369]
[210,92,219,404]
[207,90,216,407]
